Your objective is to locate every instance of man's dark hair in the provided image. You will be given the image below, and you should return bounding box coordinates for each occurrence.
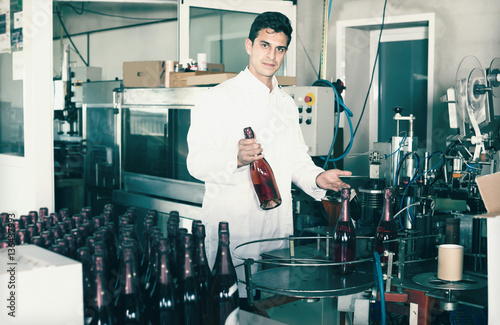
[248,11,292,46]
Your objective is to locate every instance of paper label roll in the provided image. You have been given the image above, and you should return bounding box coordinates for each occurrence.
[437,244,464,281]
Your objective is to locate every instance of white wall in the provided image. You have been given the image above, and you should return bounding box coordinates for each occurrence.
[53,3,178,79]
[295,0,500,175]
[0,0,54,216]
[332,0,500,152]
[53,21,178,80]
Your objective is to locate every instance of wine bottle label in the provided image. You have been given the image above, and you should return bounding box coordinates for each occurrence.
[227,282,238,296]
[349,189,357,201]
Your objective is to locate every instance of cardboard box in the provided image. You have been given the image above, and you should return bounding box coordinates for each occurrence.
[184,74,297,87]
[187,72,238,86]
[169,71,224,88]
[168,63,226,88]
[123,61,165,88]
[276,76,297,86]
[475,171,500,218]
[475,171,500,325]
[0,245,83,324]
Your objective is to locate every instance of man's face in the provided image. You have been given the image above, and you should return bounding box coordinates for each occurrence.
[245,28,288,85]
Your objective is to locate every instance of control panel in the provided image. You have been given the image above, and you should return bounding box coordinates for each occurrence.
[281,86,338,156]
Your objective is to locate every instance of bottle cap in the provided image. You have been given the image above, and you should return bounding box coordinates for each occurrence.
[93,254,106,273]
[243,127,255,139]
[158,238,169,252]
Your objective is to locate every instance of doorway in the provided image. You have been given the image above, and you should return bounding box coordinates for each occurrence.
[376,27,429,146]
[337,14,435,176]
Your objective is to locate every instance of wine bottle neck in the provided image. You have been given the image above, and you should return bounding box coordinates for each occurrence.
[195,240,208,264]
[218,245,234,275]
[181,250,194,279]
[94,272,107,307]
[159,251,172,284]
[382,188,393,222]
[124,262,137,294]
[382,198,393,221]
[339,198,351,222]
[243,127,255,139]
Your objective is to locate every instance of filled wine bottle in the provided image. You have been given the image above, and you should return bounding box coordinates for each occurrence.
[143,232,162,304]
[77,247,94,320]
[211,222,229,278]
[59,208,69,221]
[193,223,212,325]
[147,238,177,325]
[166,216,179,279]
[177,233,201,325]
[20,215,31,228]
[333,188,357,275]
[15,229,30,245]
[81,206,93,223]
[89,254,114,325]
[39,207,49,219]
[114,245,144,325]
[0,212,9,228]
[26,224,37,241]
[28,210,39,224]
[211,230,239,325]
[375,187,398,264]
[141,220,155,287]
[243,127,282,210]
[176,228,188,281]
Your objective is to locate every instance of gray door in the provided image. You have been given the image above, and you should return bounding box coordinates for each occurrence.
[378,39,428,146]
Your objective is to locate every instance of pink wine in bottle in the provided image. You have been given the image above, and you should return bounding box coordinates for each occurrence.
[375,187,398,264]
[243,127,281,210]
[333,188,357,275]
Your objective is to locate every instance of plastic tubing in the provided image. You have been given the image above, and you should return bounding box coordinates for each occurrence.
[373,251,386,325]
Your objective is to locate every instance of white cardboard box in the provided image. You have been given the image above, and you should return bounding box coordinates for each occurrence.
[475,171,500,325]
[0,245,83,325]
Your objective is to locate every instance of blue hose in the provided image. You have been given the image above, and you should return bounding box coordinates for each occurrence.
[373,251,386,325]
[312,79,354,166]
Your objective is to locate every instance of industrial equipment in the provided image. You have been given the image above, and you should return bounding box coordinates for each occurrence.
[112,87,207,227]
[255,62,498,323]
[281,86,340,157]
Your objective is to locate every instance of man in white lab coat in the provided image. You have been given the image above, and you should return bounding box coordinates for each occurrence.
[187,11,351,301]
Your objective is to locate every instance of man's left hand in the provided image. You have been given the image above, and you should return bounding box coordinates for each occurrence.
[316,169,352,191]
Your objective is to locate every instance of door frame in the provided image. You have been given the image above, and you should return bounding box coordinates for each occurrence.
[337,13,435,153]
[0,0,54,215]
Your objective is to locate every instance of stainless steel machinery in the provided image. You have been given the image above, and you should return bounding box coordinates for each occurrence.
[112,87,208,223]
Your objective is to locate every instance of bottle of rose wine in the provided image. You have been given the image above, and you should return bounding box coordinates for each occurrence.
[212,222,229,278]
[333,188,357,275]
[89,254,114,325]
[114,245,144,325]
[193,223,212,325]
[375,187,398,264]
[177,233,201,325]
[243,127,281,210]
[210,229,239,325]
[147,238,177,325]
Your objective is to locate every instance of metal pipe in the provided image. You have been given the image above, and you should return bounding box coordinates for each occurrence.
[319,0,329,79]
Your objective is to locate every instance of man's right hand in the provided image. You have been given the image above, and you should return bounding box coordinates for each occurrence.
[237,138,264,167]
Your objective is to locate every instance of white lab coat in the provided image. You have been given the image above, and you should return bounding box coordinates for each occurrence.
[187,68,326,295]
